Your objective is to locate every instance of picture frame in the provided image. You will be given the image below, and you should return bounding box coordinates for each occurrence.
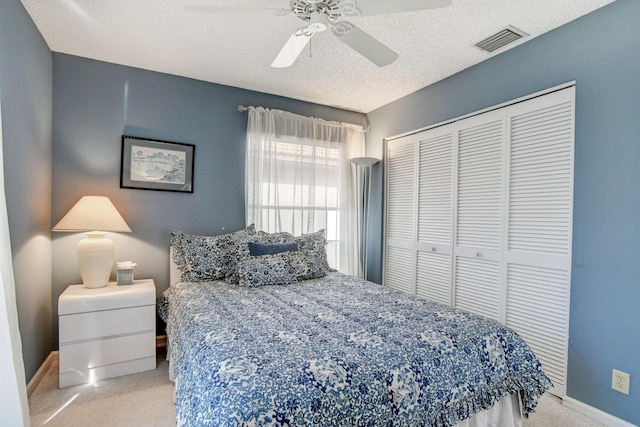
[120,135,195,193]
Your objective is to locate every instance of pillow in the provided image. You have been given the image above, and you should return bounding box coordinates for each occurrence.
[260,231,295,244]
[170,230,189,274]
[222,225,264,283]
[225,231,296,283]
[288,251,328,280]
[225,228,330,283]
[295,229,331,276]
[182,234,228,281]
[237,253,297,287]
[170,225,256,282]
[249,241,299,257]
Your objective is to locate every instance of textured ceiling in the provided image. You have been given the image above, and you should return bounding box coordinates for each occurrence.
[21,0,614,113]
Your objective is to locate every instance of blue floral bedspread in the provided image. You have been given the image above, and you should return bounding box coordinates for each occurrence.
[158,272,551,426]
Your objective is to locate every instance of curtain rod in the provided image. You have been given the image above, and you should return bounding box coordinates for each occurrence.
[238,105,368,132]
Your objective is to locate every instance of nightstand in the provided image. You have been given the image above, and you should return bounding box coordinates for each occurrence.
[58,279,156,388]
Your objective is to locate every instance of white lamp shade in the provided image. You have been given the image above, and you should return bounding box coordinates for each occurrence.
[53,196,131,232]
[53,196,131,288]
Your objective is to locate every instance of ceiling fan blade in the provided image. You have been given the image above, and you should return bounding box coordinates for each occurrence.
[353,0,452,16]
[184,5,291,17]
[271,30,312,68]
[332,22,398,67]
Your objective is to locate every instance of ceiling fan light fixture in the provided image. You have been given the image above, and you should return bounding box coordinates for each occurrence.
[308,11,329,32]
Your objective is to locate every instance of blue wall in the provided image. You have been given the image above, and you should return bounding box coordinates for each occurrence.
[0,0,53,381]
[3,1,638,422]
[366,0,639,424]
[51,53,366,345]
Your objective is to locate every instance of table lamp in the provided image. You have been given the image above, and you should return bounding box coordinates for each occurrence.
[53,196,132,288]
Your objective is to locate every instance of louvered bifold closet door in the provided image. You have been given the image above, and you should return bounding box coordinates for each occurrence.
[504,88,575,397]
[384,136,418,294]
[415,128,454,304]
[453,112,505,321]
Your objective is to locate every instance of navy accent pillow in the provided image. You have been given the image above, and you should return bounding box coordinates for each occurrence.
[248,241,299,257]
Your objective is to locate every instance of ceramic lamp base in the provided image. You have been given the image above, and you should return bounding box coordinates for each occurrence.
[77,232,114,288]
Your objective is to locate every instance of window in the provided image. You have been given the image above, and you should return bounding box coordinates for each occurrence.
[251,137,341,267]
[245,106,365,274]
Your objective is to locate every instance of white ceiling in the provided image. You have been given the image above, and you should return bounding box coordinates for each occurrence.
[21,0,614,113]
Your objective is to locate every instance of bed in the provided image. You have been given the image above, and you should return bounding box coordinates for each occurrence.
[159,226,551,426]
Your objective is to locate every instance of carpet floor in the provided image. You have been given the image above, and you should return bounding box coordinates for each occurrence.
[28,350,605,427]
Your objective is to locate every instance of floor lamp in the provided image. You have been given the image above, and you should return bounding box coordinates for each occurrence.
[351,157,379,280]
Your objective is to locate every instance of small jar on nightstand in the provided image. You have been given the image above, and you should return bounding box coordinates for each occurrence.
[57,278,156,388]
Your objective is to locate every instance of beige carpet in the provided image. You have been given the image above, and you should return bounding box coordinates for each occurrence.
[29,350,605,427]
[29,351,175,427]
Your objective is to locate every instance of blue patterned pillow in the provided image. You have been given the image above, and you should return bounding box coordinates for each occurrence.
[222,229,329,283]
[223,226,273,283]
[237,254,297,287]
[171,225,256,282]
[225,231,297,283]
[249,241,299,256]
[182,234,228,281]
[170,230,189,273]
[288,251,327,280]
[295,229,331,277]
[260,231,295,243]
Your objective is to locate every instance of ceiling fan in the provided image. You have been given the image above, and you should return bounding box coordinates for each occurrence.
[186,0,452,68]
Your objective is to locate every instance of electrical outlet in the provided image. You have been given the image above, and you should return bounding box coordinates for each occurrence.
[612,369,630,395]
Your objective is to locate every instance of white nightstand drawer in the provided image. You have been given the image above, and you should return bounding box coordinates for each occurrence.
[58,279,156,315]
[59,356,156,388]
[59,305,155,343]
[59,331,156,374]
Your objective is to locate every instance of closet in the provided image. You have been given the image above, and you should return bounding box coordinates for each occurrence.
[384,84,575,396]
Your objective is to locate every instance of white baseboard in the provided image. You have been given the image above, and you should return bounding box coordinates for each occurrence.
[563,396,637,427]
[26,351,58,397]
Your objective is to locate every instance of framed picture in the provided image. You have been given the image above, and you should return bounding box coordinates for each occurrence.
[120,135,195,193]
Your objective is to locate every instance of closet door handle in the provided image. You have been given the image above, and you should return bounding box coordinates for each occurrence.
[474,252,479,257]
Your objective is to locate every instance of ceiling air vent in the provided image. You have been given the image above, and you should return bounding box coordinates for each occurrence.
[475,26,528,53]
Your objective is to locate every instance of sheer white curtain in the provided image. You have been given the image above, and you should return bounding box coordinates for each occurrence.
[245,107,365,275]
[0,87,31,425]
